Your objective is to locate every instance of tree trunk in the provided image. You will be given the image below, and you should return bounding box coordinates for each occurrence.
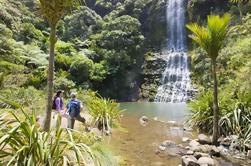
[43,25,57,131]
[212,59,219,145]
[238,3,243,24]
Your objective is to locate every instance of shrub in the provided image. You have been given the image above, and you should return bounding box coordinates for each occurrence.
[85,91,123,132]
[0,87,44,112]
[0,109,117,165]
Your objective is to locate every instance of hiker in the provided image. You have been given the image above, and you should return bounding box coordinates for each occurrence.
[52,90,64,127]
[52,90,65,115]
[66,92,86,129]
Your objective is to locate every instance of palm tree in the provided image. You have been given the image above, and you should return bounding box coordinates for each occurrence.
[37,0,80,131]
[186,14,231,145]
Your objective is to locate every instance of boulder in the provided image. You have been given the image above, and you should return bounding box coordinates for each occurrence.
[182,137,190,143]
[158,145,166,151]
[193,152,210,159]
[186,150,194,155]
[189,140,200,147]
[161,140,176,148]
[198,134,211,145]
[197,157,215,166]
[247,150,251,159]
[181,155,199,166]
[219,137,231,147]
[210,146,220,157]
[139,116,149,126]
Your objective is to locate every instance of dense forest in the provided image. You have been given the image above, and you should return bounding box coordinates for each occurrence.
[0,0,251,165]
[2,0,250,101]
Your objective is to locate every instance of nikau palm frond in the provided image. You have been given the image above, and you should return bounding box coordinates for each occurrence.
[186,14,231,59]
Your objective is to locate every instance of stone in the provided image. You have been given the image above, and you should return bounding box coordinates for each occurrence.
[161,140,176,148]
[177,144,184,148]
[153,117,158,121]
[247,150,251,159]
[210,146,220,157]
[182,137,190,143]
[198,134,211,145]
[158,145,166,151]
[139,116,149,126]
[189,140,200,147]
[193,152,210,159]
[181,155,199,166]
[167,120,177,125]
[185,146,190,150]
[197,157,215,166]
[186,150,194,155]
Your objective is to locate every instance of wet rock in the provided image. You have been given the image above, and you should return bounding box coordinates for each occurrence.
[182,137,190,143]
[189,140,200,147]
[153,117,158,121]
[217,145,229,156]
[167,120,177,125]
[139,116,149,126]
[177,144,184,148]
[193,152,210,159]
[186,150,194,155]
[158,145,166,151]
[197,157,216,166]
[198,134,211,145]
[219,137,231,147]
[181,155,199,166]
[247,150,251,159]
[161,140,176,148]
[210,146,220,157]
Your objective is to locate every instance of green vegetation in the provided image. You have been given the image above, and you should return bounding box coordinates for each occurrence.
[85,91,123,132]
[0,0,251,164]
[0,108,116,165]
[188,8,251,147]
[187,14,231,145]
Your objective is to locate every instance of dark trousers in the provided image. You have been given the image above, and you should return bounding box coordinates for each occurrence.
[67,114,86,129]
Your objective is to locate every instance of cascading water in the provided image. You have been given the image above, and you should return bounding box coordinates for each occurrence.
[155,0,193,103]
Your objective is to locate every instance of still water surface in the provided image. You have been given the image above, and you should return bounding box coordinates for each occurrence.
[107,102,195,166]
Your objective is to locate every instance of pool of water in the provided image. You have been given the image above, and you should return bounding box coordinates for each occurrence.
[106,102,196,166]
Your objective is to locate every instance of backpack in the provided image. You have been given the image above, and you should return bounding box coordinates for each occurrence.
[52,97,62,110]
[52,98,56,109]
[68,100,81,118]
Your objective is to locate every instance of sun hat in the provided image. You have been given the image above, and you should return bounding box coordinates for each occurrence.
[70,92,77,98]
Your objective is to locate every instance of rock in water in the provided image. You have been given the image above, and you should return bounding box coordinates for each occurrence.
[161,140,176,148]
[139,116,149,126]
[158,145,166,151]
[181,155,199,166]
[189,140,200,147]
[198,134,211,145]
[197,157,215,166]
[182,137,190,143]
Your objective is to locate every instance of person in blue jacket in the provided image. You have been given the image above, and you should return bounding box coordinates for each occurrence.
[66,92,86,129]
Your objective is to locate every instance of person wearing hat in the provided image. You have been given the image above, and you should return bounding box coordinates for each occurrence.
[66,92,86,129]
[52,90,64,114]
[52,90,65,127]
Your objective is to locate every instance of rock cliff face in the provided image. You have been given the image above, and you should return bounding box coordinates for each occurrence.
[139,0,231,102]
[139,53,167,101]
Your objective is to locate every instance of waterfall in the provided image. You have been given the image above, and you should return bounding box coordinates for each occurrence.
[155,0,193,103]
